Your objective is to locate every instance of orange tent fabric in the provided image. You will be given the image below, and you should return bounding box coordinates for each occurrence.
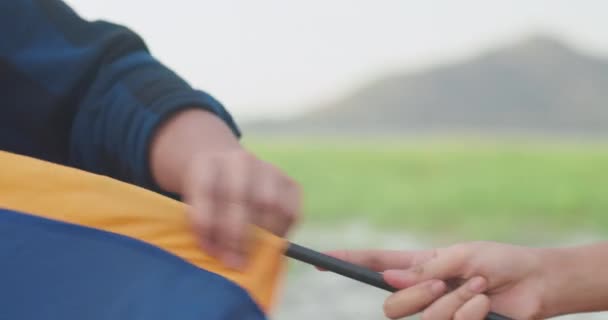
[0,151,286,313]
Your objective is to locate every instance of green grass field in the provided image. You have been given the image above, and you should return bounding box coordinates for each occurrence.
[244,137,608,243]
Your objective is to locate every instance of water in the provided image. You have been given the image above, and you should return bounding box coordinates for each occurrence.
[273,223,608,320]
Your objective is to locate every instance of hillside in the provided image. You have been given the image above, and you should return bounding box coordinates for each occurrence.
[244,36,608,136]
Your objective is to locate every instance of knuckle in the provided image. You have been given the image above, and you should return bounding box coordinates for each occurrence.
[410,262,425,275]
[445,244,471,269]
[456,285,474,302]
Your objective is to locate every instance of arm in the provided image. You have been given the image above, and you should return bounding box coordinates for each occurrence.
[1,0,300,267]
[541,242,608,317]
[0,0,238,192]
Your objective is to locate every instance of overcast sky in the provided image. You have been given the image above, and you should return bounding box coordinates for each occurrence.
[64,0,608,121]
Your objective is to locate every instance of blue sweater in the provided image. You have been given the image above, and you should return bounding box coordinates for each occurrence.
[0,0,240,193]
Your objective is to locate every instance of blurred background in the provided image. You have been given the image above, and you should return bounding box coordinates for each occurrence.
[66,1,608,319]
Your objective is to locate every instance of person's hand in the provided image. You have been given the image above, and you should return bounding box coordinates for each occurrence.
[327,242,548,320]
[182,148,301,269]
[150,109,302,270]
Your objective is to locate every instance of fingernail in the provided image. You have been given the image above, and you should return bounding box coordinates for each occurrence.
[468,276,486,293]
[431,280,446,295]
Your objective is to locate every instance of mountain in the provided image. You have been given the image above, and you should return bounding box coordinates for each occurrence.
[244,35,608,136]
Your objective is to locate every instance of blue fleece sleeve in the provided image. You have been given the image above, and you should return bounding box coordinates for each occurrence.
[0,0,240,192]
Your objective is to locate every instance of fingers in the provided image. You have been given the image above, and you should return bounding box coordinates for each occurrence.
[184,150,302,269]
[250,162,300,236]
[421,276,489,320]
[250,167,279,233]
[322,249,435,272]
[383,247,468,287]
[210,153,252,269]
[184,159,220,256]
[454,294,491,320]
[384,276,491,320]
[187,192,218,255]
[383,280,447,319]
[276,175,301,236]
[214,201,249,268]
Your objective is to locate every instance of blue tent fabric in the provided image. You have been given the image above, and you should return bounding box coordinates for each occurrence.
[0,208,266,320]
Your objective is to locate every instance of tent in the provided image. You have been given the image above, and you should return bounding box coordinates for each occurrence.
[0,151,285,319]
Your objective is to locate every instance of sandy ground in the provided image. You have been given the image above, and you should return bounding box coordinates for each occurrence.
[273,223,608,320]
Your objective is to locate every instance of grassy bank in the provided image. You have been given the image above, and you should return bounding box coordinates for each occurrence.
[244,137,608,242]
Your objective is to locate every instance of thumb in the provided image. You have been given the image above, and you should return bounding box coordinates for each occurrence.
[384,248,469,288]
